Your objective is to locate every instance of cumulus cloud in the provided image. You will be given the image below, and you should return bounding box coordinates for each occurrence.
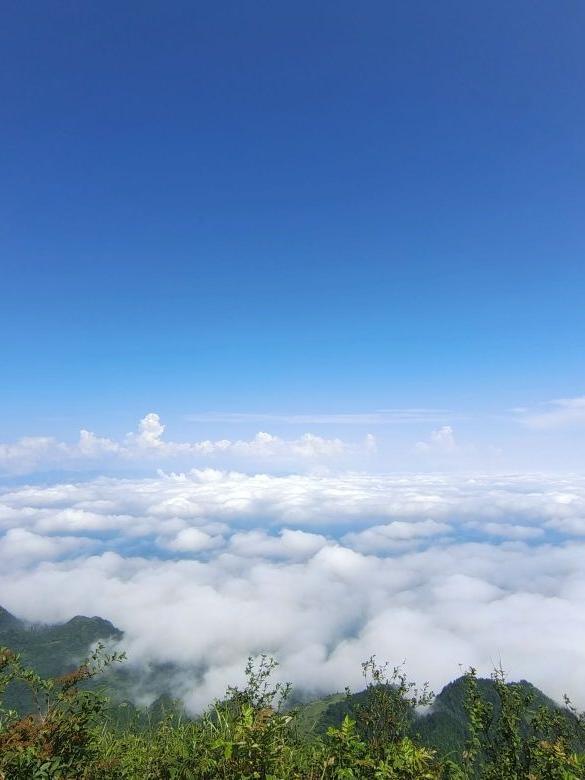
[413,426,504,468]
[0,527,95,566]
[342,519,452,553]
[0,414,373,475]
[228,528,328,560]
[0,437,68,475]
[132,412,167,449]
[3,470,584,535]
[160,527,224,553]
[415,425,458,454]
[2,470,585,710]
[467,521,545,540]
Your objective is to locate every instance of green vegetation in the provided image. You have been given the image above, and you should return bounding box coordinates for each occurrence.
[1,606,584,778]
[0,606,122,714]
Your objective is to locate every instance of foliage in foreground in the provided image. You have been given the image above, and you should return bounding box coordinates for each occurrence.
[1,644,585,779]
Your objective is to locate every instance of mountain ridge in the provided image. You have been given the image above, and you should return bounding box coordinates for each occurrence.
[1,603,581,762]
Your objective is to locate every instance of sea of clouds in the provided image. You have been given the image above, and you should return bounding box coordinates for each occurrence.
[2,461,585,711]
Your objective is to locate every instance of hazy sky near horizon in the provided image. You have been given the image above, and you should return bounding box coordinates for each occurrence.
[1,1,584,472]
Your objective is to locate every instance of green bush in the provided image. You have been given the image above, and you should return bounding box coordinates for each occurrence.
[1,644,584,779]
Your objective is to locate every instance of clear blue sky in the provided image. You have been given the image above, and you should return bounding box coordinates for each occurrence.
[1,1,584,445]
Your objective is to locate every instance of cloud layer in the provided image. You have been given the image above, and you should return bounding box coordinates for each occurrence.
[0,413,373,475]
[2,469,585,710]
[4,394,585,477]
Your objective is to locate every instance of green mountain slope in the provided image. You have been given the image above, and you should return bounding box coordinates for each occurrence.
[1,602,582,763]
[295,675,584,761]
[0,605,122,712]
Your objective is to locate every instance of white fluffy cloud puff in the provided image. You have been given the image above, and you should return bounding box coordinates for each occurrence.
[0,413,374,475]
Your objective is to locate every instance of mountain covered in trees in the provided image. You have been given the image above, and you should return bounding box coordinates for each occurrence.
[1,604,584,778]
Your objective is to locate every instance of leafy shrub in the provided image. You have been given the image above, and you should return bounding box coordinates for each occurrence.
[0,643,124,779]
[1,645,584,779]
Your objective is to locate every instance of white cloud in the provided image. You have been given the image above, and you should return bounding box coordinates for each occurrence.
[517,395,585,429]
[161,527,224,553]
[343,519,452,553]
[228,528,328,560]
[2,538,585,712]
[545,516,585,536]
[132,412,167,449]
[0,414,372,475]
[415,425,458,454]
[468,522,544,540]
[0,437,67,475]
[0,527,95,566]
[78,429,121,457]
[3,470,585,533]
[2,471,585,710]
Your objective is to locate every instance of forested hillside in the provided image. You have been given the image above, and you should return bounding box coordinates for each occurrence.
[1,606,584,778]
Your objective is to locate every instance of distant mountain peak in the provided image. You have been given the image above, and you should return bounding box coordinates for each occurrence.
[63,614,123,641]
[0,605,22,631]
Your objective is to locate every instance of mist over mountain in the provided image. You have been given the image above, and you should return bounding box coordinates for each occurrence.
[2,601,582,763]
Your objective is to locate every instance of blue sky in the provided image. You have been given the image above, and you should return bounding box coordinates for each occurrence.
[1,1,584,467]
[4,3,585,707]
